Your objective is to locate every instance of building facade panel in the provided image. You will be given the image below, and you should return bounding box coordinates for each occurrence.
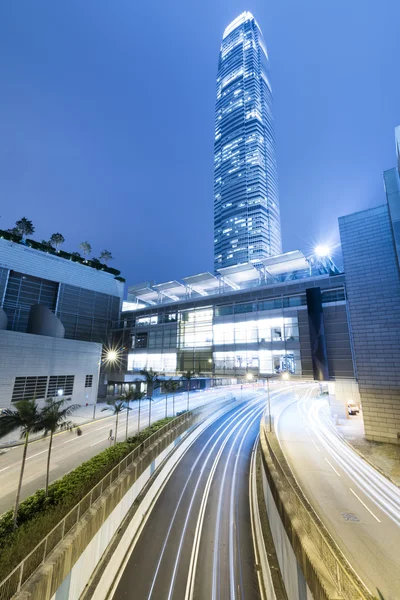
[0,239,123,343]
[112,275,354,384]
[0,330,101,410]
[339,204,400,443]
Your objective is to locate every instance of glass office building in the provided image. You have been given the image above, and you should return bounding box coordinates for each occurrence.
[214,12,282,272]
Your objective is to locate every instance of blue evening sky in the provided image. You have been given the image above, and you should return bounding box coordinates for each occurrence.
[1,0,399,284]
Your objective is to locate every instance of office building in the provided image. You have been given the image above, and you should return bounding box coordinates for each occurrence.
[0,237,124,409]
[109,252,355,412]
[0,237,124,343]
[339,127,400,443]
[214,12,281,272]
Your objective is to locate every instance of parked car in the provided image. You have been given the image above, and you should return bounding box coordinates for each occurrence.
[348,402,360,415]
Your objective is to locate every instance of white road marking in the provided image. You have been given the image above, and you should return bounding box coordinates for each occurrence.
[62,437,77,445]
[90,439,106,447]
[27,450,47,460]
[0,466,10,473]
[311,439,320,452]
[324,457,340,477]
[350,488,381,523]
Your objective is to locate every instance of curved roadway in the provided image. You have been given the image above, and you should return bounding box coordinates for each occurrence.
[276,393,400,599]
[111,394,268,600]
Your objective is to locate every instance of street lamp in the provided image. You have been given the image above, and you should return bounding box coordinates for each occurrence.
[57,388,64,397]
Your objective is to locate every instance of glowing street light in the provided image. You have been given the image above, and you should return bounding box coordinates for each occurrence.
[314,245,330,257]
[106,350,118,362]
[57,389,64,397]
[281,372,290,381]
[246,373,253,381]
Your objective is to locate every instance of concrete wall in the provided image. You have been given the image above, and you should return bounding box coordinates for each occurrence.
[261,467,313,600]
[339,205,400,443]
[0,238,123,298]
[0,330,101,410]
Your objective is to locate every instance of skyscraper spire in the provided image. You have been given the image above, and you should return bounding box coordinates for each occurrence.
[214,12,282,271]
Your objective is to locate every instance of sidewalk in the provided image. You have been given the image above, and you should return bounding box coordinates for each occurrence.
[0,399,111,448]
[336,413,400,487]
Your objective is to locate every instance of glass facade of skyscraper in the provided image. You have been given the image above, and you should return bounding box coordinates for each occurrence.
[214,12,282,272]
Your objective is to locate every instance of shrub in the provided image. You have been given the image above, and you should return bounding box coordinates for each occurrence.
[0,417,174,580]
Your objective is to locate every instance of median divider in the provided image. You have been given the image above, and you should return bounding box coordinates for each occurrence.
[259,417,375,600]
[0,394,238,600]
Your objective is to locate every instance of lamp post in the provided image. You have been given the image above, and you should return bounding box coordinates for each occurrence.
[93,347,121,419]
[261,372,290,433]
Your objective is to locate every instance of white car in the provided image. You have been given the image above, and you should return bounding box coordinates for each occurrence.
[348,402,360,415]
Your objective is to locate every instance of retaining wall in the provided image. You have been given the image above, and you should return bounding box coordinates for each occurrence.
[259,418,374,600]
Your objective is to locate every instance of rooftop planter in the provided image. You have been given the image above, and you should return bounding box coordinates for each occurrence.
[0,230,122,280]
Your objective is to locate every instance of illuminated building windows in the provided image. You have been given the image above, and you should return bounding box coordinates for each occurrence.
[127,353,177,373]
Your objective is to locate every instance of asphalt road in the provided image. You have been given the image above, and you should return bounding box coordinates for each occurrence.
[112,394,267,600]
[276,392,400,600]
[0,388,235,516]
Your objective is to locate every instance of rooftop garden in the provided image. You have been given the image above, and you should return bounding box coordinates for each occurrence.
[0,218,125,283]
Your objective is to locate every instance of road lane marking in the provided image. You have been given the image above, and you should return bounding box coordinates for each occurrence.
[90,439,106,447]
[62,438,77,445]
[324,457,340,477]
[147,399,263,600]
[0,466,10,473]
[311,439,320,452]
[350,488,381,523]
[27,450,47,460]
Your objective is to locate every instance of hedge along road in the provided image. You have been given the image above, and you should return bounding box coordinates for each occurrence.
[0,388,238,517]
[109,386,303,600]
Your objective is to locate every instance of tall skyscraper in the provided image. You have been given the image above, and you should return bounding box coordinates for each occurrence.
[214,12,282,272]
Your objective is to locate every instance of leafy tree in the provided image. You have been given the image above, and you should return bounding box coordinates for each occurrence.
[180,370,198,411]
[101,398,126,445]
[41,239,53,250]
[15,217,34,239]
[49,233,65,250]
[99,250,114,265]
[80,241,92,257]
[91,257,101,264]
[140,368,161,427]
[40,398,80,495]
[7,227,21,237]
[71,251,81,258]
[0,400,44,529]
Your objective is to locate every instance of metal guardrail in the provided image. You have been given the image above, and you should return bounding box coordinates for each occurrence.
[0,394,235,600]
[261,420,374,600]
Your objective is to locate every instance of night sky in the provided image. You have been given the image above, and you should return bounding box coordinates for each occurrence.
[1,0,400,286]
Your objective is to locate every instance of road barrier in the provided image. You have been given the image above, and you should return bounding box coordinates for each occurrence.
[259,418,375,600]
[0,394,236,600]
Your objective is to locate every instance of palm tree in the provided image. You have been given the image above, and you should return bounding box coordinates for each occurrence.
[119,390,135,441]
[99,250,114,265]
[0,400,43,529]
[15,217,34,239]
[101,399,126,445]
[40,398,80,495]
[180,370,198,412]
[49,232,65,250]
[168,380,181,416]
[80,241,92,257]
[140,368,161,427]
[132,390,146,433]
[162,379,180,418]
